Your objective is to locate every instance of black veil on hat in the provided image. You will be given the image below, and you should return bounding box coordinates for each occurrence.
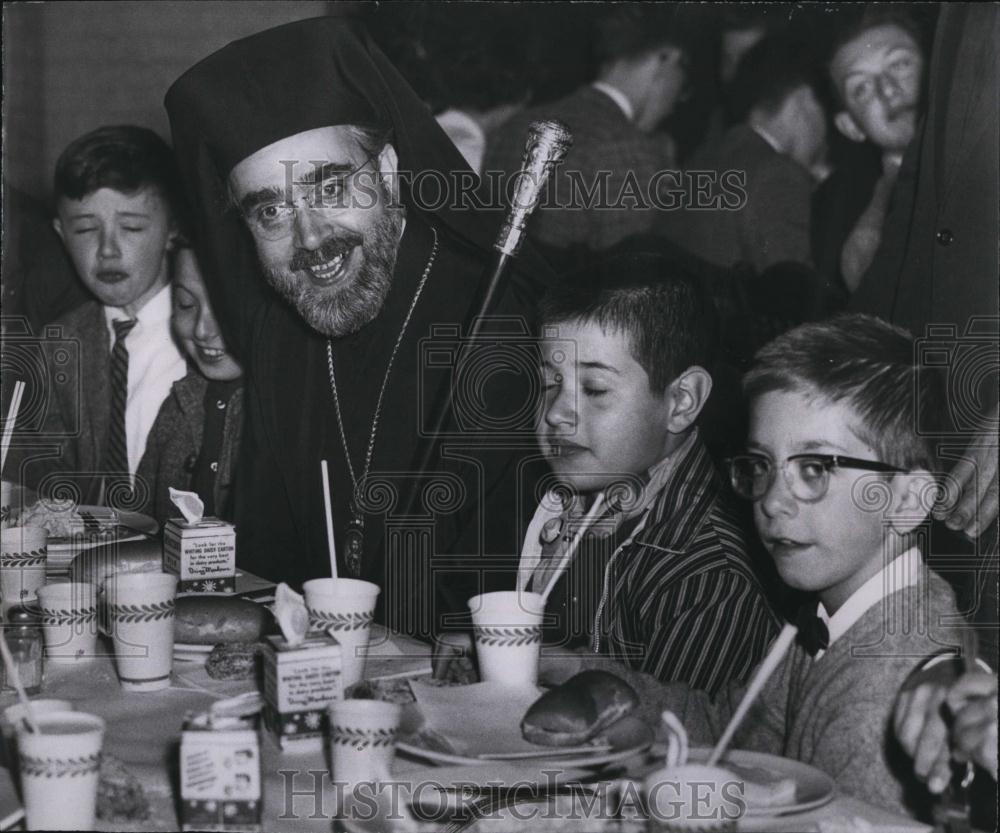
[165,15,528,356]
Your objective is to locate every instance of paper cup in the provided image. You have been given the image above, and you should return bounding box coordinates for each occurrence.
[104,572,177,692]
[0,526,48,616]
[468,591,545,687]
[642,764,743,831]
[303,578,380,689]
[17,711,105,831]
[1,480,21,525]
[37,582,99,665]
[0,699,73,771]
[328,699,401,780]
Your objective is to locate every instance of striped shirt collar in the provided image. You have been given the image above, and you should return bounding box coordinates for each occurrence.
[519,429,710,586]
[635,429,722,554]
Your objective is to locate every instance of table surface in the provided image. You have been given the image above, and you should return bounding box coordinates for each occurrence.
[0,643,935,833]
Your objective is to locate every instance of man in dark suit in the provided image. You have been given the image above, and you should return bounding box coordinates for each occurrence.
[659,36,826,275]
[483,6,690,269]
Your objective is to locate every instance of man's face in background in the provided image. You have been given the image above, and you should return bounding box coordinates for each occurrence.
[229,125,404,338]
[830,23,924,153]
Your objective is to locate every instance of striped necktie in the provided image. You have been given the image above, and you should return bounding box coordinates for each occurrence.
[105,318,137,483]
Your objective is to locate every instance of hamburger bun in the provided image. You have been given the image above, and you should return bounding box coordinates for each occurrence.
[69,539,163,587]
[521,670,639,747]
[175,595,269,645]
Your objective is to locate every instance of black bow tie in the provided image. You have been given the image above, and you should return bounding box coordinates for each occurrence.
[796,603,830,656]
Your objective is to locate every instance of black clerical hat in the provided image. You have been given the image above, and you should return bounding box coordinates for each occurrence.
[164,15,510,354]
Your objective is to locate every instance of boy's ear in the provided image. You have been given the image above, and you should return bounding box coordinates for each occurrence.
[665,366,713,433]
[888,469,936,534]
[164,220,182,252]
[834,110,867,143]
[52,217,65,244]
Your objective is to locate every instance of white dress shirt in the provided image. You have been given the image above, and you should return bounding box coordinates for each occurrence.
[592,81,635,122]
[104,284,187,476]
[815,546,923,659]
[750,123,784,154]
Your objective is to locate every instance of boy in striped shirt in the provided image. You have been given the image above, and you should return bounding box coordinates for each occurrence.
[525,251,779,695]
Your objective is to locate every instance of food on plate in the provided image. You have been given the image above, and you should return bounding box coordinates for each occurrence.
[205,642,259,680]
[175,595,269,645]
[16,501,118,538]
[97,754,149,822]
[643,763,743,830]
[346,676,417,704]
[69,539,163,586]
[520,670,639,747]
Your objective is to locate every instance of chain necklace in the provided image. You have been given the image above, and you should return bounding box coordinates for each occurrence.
[326,227,439,576]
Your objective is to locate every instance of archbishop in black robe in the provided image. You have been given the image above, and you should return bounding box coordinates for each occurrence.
[166,16,552,638]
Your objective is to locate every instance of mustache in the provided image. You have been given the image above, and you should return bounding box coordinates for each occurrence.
[289,232,364,273]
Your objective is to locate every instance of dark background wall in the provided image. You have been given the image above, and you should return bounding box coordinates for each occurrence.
[2,1,336,203]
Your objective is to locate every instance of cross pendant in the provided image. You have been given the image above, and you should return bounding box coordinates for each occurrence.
[344,515,364,577]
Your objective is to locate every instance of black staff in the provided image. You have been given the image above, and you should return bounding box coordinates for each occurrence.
[419,119,574,462]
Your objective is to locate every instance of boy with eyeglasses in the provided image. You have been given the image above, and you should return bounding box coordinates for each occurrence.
[623,314,967,818]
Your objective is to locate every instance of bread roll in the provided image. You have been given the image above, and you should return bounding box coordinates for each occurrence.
[175,595,269,645]
[69,539,163,587]
[521,670,639,747]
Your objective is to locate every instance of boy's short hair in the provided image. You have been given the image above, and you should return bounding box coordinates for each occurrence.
[726,34,819,123]
[742,314,944,471]
[538,250,715,395]
[54,125,188,228]
[593,5,692,66]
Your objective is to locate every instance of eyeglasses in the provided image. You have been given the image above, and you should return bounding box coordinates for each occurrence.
[726,453,906,502]
[239,143,386,241]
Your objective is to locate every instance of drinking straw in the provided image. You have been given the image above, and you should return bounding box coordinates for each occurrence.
[0,381,26,476]
[707,623,798,766]
[0,630,38,733]
[320,460,338,581]
[539,493,607,605]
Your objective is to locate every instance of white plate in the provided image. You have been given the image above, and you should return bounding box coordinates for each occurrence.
[633,746,837,817]
[405,762,593,814]
[173,643,214,664]
[44,508,159,572]
[395,681,651,769]
[448,748,837,829]
[397,736,650,771]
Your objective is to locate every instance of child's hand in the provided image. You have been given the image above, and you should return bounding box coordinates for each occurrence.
[894,679,952,791]
[947,671,998,779]
[894,669,999,791]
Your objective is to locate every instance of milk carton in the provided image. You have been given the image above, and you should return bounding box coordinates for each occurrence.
[163,518,236,594]
[180,712,261,831]
[262,634,343,751]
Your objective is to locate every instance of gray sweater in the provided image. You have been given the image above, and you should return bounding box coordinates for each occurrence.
[609,569,961,818]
